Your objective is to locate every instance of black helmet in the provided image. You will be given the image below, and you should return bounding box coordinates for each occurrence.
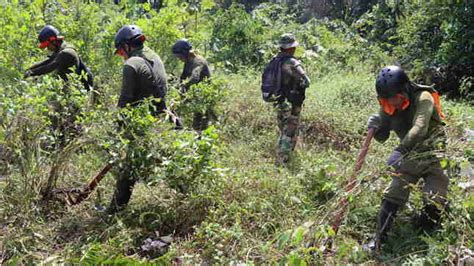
[38,25,61,48]
[114,25,144,49]
[375,65,409,98]
[172,39,192,54]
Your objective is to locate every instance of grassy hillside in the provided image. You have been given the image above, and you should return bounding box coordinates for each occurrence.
[0,1,473,264]
[1,67,472,264]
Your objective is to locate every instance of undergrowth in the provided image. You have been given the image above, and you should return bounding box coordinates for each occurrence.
[0,1,472,264]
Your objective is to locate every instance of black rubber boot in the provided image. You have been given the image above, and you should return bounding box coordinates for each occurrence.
[172,115,184,130]
[107,177,136,214]
[365,200,400,252]
[414,204,442,232]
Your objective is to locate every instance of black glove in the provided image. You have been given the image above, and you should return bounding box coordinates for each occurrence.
[387,150,403,170]
[299,75,311,89]
[23,70,33,79]
[367,114,380,130]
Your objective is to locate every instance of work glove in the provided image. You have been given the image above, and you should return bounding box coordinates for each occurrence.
[367,114,381,130]
[179,83,189,95]
[299,75,311,89]
[387,150,403,170]
[23,70,33,79]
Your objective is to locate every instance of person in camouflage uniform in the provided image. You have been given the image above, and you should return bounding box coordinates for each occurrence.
[107,25,168,214]
[172,39,212,131]
[366,66,449,251]
[270,34,310,164]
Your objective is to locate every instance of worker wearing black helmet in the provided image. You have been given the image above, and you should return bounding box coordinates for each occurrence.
[114,24,168,114]
[172,39,212,131]
[24,25,93,146]
[366,65,448,251]
[25,25,93,91]
[107,24,169,214]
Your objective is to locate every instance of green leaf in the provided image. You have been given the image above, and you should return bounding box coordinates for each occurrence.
[440,159,448,169]
[292,226,305,245]
[278,232,290,249]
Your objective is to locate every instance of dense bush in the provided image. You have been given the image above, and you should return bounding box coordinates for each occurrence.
[355,1,474,99]
[210,4,267,70]
[0,1,472,264]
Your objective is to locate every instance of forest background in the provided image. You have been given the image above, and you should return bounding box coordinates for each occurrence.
[0,0,473,264]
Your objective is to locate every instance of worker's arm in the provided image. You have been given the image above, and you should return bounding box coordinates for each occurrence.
[370,112,390,143]
[118,64,139,108]
[28,56,54,72]
[398,91,434,152]
[28,50,76,77]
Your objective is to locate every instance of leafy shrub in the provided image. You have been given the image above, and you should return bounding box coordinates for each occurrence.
[0,1,472,264]
[210,4,266,70]
[173,77,228,123]
[355,1,474,99]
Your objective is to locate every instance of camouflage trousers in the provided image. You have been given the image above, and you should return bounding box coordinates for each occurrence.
[384,156,449,207]
[275,101,302,161]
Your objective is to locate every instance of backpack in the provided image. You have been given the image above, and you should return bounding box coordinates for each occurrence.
[261,55,292,102]
[65,45,93,91]
[76,58,94,91]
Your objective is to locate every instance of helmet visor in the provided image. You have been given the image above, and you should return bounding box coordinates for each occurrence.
[38,40,50,49]
[38,36,61,49]
[280,40,299,49]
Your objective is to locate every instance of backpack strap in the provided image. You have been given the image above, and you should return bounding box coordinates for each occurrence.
[62,45,93,90]
[411,82,445,121]
[430,90,445,120]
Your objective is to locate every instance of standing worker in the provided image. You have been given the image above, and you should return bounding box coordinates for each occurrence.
[366,65,449,251]
[172,39,212,131]
[261,33,310,164]
[107,24,168,214]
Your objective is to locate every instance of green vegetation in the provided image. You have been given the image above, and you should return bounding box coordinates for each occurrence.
[0,1,472,264]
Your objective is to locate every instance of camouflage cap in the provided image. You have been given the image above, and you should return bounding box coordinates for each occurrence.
[279,33,299,49]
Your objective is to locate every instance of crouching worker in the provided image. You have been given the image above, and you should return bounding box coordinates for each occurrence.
[107,25,169,214]
[366,65,449,251]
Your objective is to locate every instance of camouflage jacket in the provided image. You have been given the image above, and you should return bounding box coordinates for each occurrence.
[375,83,446,154]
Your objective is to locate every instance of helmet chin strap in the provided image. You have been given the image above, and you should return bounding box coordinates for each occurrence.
[48,40,62,52]
[404,82,414,101]
[53,40,62,49]
[125,45,131,57]
[121,43,132,57]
